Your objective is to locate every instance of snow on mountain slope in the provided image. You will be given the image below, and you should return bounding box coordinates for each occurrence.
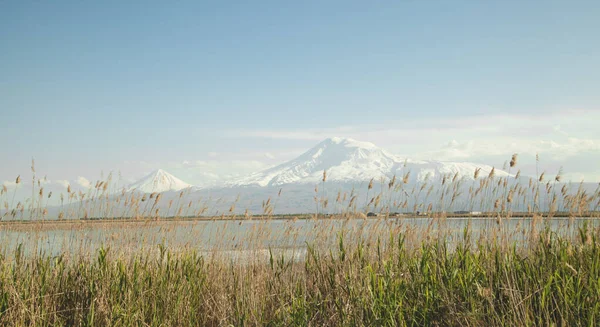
[231,137,399,186]
[127,169,192,193]
[399,160,509,184]
[230,137,510,187]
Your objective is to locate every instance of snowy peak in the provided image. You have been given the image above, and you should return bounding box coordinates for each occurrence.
[231,137,511,187]
[302,137,397,166]
[127,169,192,193]
[231,137,401,187]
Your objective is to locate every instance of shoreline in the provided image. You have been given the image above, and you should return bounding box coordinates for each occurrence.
[0,212,598,232]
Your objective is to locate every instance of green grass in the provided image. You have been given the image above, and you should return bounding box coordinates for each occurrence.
[0,224,599,326]
[1,156,600,326]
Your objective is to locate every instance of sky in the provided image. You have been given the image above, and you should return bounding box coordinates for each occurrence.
[1,0,599,195]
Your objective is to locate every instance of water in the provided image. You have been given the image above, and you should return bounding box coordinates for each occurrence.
[0,217,598,259]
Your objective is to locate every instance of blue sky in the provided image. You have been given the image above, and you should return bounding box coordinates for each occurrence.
[1,0,599,190]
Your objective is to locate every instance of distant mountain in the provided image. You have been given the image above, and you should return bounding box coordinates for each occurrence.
[6,138,596,219]
[230,137,510,187]
[127,169,192,193]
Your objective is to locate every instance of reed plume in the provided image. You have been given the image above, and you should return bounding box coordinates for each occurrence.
[555,167,563,182]
[510,153,518,168]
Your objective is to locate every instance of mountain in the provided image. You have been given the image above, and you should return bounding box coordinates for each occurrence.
[7,138,594,218]
[230,137,510,187]
[127,169,192,193]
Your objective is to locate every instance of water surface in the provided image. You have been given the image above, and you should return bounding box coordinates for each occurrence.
[1,217,597,259]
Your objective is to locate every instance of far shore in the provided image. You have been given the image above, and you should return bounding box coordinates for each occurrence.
[0,212,598,232]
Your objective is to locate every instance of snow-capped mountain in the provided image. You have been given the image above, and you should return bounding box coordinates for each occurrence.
[127,169,192,193]
[230,137,510,187]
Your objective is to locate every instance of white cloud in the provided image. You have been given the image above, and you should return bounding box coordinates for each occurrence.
[76,176,91,188]
[409,136,600,163]
[227,109,600,181]
[122,158,274,187]
[54,180,70,188]
[76,109,600,186]
[3,179,54,189]
[537,137,600,160]
[230,109,599,148]
[553,125,570,136]
[180,159,270,185]
[2,181,17,188]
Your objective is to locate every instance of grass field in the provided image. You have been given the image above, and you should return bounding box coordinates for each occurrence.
[1,157,600,326]
[0,222,599,326]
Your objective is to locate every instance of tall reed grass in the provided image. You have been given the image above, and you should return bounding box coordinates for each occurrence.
[0,224,599,326]
[2,154,599,221]
[0,154,599,326]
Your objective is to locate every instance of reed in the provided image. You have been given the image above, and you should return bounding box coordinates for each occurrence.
[0,224,598,326]
[0,154,599,326]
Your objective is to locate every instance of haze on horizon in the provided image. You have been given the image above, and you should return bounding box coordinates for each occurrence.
[2,1,599,193]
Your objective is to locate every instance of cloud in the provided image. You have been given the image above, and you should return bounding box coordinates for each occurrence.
[231,109,599,145]
[181,159,270,185]
[229,110,600,157]
[76,176,91,188]
[4,178,71,192]
[553,125,570,136]
[230,130,327,141]
[2,181,17,188]
[108,109,600,184]
[54,180,70,188]
[123,158,274,187]
[537,137,600,160]
[3,179,54,189]
[227,109,600,181]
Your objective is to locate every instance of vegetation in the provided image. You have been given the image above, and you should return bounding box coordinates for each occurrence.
[0,224,598,326]
[0,155,599,326]
[1,155,599,222]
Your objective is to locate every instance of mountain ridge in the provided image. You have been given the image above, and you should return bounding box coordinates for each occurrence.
[229,137,510,187]
[125,137,512,193]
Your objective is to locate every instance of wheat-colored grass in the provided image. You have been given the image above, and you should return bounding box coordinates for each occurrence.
[0,154,599,325]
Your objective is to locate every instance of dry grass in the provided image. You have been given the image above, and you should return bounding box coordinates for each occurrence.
[0,223,599,326]
[0,154,599,326]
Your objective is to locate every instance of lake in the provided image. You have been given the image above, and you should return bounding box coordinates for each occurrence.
[1,217,597,259]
